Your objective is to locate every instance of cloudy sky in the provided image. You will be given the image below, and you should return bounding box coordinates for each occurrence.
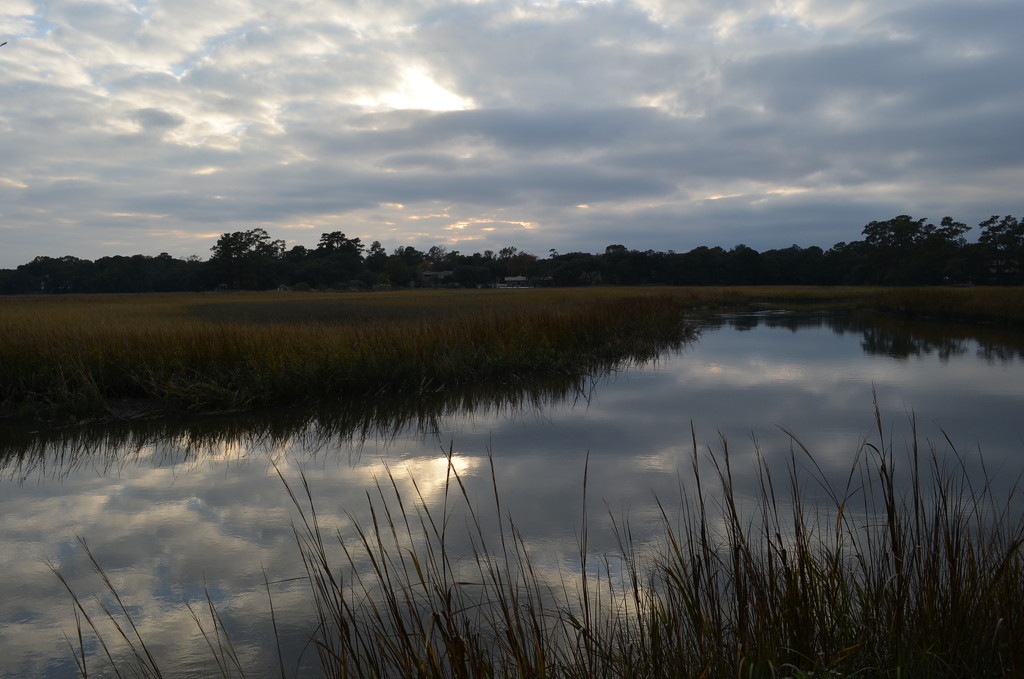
[1,0,1022,268]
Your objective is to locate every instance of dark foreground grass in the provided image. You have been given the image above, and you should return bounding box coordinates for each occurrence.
[54,402,1024,678]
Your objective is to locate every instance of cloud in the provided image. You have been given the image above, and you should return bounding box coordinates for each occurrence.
[3,310,1024,674]
[1,0,1022,267]
[132,106,185,133]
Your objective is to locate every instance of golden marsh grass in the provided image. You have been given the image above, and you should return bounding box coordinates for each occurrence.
[0,288,692,421]
[5,285,1024,423]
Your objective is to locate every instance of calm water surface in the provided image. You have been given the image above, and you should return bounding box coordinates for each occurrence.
[2,311,1024,677]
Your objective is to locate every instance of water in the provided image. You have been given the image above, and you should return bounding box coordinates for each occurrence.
[2,310,1024,677]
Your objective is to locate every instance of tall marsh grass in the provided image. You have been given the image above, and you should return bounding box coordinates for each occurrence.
[5,285,1024,424]
[865,286,1024,324]
[0,289,691,422]
[55,403,1024,678]
[713,285,1024,325]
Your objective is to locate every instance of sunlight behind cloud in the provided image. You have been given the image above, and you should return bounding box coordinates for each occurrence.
[1,0,1022,267]
[108,212,170,219]
[357,66,474,112]
[632,92,706,119]
[443,218,540,232]
[168,114,249,149]
[0,177,28,189]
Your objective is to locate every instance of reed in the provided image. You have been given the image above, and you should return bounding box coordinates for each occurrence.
[863,286,1024,324]
[5,285,1024,423]
[54,402,1024,678]
[708,285,1024,325]
[0,289,691,422]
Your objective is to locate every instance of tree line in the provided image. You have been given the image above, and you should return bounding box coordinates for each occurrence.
[1,214,1022,294]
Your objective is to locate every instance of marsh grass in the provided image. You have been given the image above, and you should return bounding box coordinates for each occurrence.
[55,402,1024,678]
[714,285,1024,325]
[6,285,1024,423]
[0,289,691,422]
[864,286,1024,325]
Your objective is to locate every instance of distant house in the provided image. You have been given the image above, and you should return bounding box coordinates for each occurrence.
[986,258,1020,283]
[502,276,529,288]
[420,270,454,287]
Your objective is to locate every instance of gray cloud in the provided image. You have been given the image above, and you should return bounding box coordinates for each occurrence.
[0,0,1021,267]
[132,106,185,134]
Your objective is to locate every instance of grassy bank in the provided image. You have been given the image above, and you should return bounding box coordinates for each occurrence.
[4,285,1024,424]
[683,284,1024,324]
[56,406,1024,678]
[0,288,691,423]
[862,286,1024,324]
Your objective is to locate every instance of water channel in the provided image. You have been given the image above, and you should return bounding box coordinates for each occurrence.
[3,310,1024,677]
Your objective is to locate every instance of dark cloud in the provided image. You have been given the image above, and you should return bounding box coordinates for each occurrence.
[132,107,186,132]
[0,0,1021,267]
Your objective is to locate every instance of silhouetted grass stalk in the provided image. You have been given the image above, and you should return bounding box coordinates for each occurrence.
[281,406,1024,677]
[54,401,1024,678]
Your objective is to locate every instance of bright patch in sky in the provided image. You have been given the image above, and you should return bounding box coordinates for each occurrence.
[357,66,474,112]
[0,0,1022,267]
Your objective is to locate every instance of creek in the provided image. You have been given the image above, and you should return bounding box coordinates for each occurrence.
[3,310,1024,677]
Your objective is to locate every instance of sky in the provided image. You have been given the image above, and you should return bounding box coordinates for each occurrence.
[1,0,1022,268]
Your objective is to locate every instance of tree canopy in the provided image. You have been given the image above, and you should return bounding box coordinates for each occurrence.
[2,214,1022,294]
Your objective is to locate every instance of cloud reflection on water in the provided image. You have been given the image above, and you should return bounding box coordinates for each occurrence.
[2,311,1024,676]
